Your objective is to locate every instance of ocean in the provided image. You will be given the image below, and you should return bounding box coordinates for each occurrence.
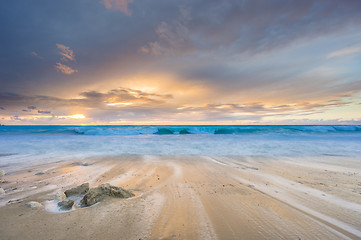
[1,125,361,170]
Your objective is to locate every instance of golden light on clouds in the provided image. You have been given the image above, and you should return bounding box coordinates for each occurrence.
[107,102,133,106]
[55,62,78,75]
[2,1,361,125]
[101,72,212,106]
[69,114,86,119]
[54,43,78,75]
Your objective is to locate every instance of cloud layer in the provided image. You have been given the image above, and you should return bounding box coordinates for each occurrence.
[0,0,360,124]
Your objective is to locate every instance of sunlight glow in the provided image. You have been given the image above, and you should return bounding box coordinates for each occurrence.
[70,114,85,119]
[107,102,133,106]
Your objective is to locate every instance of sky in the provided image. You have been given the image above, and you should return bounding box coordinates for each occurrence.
[0,0,361,125]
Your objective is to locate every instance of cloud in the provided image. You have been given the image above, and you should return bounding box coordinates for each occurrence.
[176,99,349,120]
[0,85,356,124]
[56,43,75,62]
[11,115,21,121]
[1,1,361,124]
[37,110,51,114]
[54,44,78,74]
[140,7,192,56]
[0,87,173,112]
[141,1,361,57]
[55,62,78,74]
[31,51,43,59]
[326,45,361,58]
[102,0,133,16]
[80,87,173,106]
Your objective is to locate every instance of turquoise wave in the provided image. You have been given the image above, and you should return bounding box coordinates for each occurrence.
[0,125,361,136]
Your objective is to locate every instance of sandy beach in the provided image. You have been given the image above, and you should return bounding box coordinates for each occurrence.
[1,155,360,240]
[2,0,361,238]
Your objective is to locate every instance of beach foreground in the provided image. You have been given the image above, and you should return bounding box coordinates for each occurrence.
[0,155,360,239]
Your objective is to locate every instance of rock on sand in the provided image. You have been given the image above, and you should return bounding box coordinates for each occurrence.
[57,200,74,211]
[80,183,134,207]
[26,201,43,209]
[64,183,89,197]
[55,190,66,202]
[0,187,5,194]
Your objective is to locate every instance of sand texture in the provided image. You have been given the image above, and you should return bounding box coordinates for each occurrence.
[0,155,360,239]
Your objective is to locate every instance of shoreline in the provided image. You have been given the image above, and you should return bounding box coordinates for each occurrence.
[0,155,360,239]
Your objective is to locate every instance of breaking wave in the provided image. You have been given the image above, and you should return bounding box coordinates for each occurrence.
[1,125,361,136]
[72,125,361,136]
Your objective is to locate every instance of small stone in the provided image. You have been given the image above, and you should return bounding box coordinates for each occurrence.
[58,200,74,211]
[26,201,43,209]
[0,170,5,177]
[55,190,66,202]
[64,183,89,197]
[7,199,23,205]
[73,162,90,166]
[0,187,5,194]
[35,172,45,175]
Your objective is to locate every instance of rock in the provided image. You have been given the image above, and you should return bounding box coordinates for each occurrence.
[73,162,91,166]
[64,183,89,197]
[26,201,43,209]
[0,187,5,194]
[35,172,45,175]
[55,190,66,202]
[8,199,23,205]
[0,170,5,177]
[80,183,134,207]
[57,200,74,211]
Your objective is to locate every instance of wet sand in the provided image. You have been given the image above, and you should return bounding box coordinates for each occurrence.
[0,155,360,239]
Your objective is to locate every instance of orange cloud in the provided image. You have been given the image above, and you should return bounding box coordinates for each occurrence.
[56,43,75,62]
[102,0,133,16]
[55,62,78,75]
[54,44,77,74]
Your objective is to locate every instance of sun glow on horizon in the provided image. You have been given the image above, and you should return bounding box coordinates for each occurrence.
[107,102,133,106]
[69,114,85,119]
